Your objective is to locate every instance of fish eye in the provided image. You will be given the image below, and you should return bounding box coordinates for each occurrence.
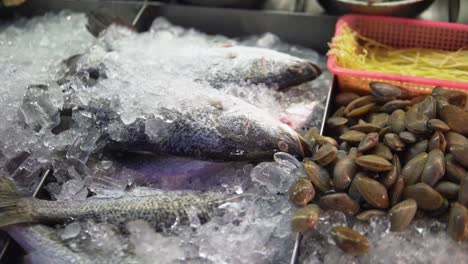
[277,140,289,152]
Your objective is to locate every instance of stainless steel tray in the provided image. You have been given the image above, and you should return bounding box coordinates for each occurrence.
[0,2,338,263]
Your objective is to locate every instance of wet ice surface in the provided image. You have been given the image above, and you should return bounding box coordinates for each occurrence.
[300,214,468,264]
[0,12,329,264]
[0,12,95,193]
[1,11,467,264]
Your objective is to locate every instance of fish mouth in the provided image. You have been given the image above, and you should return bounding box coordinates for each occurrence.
[276,62,322,91]
[279,124,312,160]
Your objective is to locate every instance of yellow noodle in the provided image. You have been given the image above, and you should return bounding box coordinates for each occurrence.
[328,25,468,82]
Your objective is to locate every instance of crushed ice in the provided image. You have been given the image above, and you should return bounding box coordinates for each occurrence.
[2,10,462,264]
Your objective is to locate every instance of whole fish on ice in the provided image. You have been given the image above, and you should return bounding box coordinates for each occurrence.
[72,18,321,91]
[0,177,237,230]
[50,41,312,162]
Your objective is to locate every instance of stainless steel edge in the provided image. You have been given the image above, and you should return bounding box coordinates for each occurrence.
[290,233,302,264]
[18,0,337,54]
[320,76,336,135]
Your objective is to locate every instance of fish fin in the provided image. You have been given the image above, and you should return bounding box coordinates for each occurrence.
[0,177,34,227]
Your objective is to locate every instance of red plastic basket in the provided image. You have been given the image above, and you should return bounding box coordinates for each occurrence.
[327,15,468,95]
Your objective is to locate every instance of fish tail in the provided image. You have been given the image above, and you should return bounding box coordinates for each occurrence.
[0,177,34,227]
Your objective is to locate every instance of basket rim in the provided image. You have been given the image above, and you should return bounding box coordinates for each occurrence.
[337,14,468,31]
[337,0,430,7]
[328,14,468,90]
[327,56,468,89]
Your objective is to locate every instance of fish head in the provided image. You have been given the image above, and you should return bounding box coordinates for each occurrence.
[274,123,312,159]
[234,121,311,162]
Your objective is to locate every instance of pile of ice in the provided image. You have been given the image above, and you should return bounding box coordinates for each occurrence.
[0,12,95,194]
[300,214,468,264]
[0,11,330,263]
[52,152,299,264]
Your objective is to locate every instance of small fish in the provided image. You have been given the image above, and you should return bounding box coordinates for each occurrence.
[0,177,237,230]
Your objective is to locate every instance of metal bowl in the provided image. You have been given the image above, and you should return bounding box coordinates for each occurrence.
[317,0,435,17]
[178,0,266,8]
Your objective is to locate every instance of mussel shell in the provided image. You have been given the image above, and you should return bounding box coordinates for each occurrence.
[383,133,405,151]
[355,176,389,209]
[432,87,467,108]
[445,154,466,182]
[445,132,468,149]
[319,193,360,216]
[291,204,320,233]
[405,106,428,133]
[435,181,460,200]
[356,210,386,222]
[389,109,406,134]
[357,132,379,152]
[369,82,404,101]
[389,199,417,232]
[391,177,405,206]
[458,175,468,207]
[336,92,360,106]
[379,100,412,113]
[439,105,468,136]
[349,120,381,133]
[420,149,445,187]
[333,155,356,190]
[370,143,393,160]
[448,202,468,241]
[399,131,417,144]
[344,96,376,115]
[289,178,315,207]
[332,106,346,118]
[368,112,389,128]
[427,119,450,132]
[401,152,428,185]
[417,96,437,120]
[428,130,447,153]
[347,103,378,118]
[403,183,444,211]
[326,117,348,128]
[340,130,367,144]
[405,140,428,162]
[451,145,468,168]
[304,160,332,193]
[356,155,393,172]
[312,144,338,166]
[380,161,398,188]
[330,226,369,254]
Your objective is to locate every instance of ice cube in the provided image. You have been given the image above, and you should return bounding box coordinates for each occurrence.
[250,161,296,194]
[18,84,61,133]
[55,179,88,201]
[86,174,127,198]
[273,152,302,170]
[127,220,185,264]
[66,129,100,164]
[60,222,82,240]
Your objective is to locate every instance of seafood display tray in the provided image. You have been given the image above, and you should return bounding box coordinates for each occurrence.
[0,1,339,263]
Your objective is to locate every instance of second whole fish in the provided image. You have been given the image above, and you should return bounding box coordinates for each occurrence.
[0,177,239,230]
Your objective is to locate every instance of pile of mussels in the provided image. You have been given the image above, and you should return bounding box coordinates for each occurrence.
[289,83,468,254]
